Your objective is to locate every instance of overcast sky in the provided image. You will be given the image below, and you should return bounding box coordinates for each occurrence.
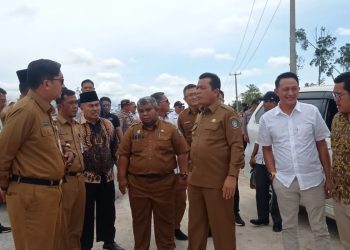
[1,0,349,106]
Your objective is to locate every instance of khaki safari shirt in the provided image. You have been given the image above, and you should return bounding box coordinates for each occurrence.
[331,112,350,204]
[118,119,190,175]
[0,90,65,189]
[177,107,198,145]
[57,115,84,173]
[190,100,244,188]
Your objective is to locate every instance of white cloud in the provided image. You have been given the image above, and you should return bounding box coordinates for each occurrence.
[189,48,216,58]
[216,15,249,34]
[259,83,275,94]
[215,53,234,61]
[156,73,189,87]
[9,5,38,20]
[189,48,233,61]
[102,58,124,69]
[240,68,263,78]
[68,48,94,65]
[95,72,123,82]
[267,56,290,67]
[336,27,350,36]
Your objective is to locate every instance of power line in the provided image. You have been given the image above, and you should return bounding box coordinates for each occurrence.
[241,0,282,70]
[236,0,270,71]
[228,0,256,73]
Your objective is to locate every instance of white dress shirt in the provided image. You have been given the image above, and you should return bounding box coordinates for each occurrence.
[258,101,330,190]
[167,111,179,128]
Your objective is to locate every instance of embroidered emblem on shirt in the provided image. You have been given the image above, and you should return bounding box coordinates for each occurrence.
[231,119,239,129]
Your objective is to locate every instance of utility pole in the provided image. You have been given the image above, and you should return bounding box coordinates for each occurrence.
[290,0,297,73]
[229,72,241,112]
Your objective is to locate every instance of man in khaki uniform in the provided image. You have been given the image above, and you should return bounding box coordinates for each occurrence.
[118,96,190,250]
[56,88,86,250]
[175,84,199,240]
[188,73,244,250]
[0,59,70,250]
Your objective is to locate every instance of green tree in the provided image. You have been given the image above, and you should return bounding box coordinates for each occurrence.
[335,43,350,72]
[296,27,337,84]
[240,84,261,106]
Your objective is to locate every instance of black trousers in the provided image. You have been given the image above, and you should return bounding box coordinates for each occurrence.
[254,164,282,225]
[81,180,116,248]
[234,179,240,214]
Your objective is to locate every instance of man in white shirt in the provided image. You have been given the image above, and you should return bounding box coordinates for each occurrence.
[258,72,332,250]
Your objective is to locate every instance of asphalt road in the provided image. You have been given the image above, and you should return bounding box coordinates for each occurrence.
[0,174,342,250]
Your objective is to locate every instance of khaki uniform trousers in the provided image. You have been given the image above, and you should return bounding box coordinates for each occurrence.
[6,181,62,250]
[334,201,350,250]
[174,175,187,230]
[60,175,86,250]
[273,178,330,250]
[188,185,236,250]
[128,174,176,250]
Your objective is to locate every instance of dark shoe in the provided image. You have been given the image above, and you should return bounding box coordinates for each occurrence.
[250,218,269,226]
[175,229,188,240]
[208,229,212,237]
[103,242,125,250]
[0,224,11,233]
[235,213,245,226]
[273,223,282,232]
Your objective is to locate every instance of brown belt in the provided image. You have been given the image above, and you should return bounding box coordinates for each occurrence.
[11,175,62,186]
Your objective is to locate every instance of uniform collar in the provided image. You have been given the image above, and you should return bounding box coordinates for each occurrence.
[275,101,301,116]
[27,89,53,113]
[187,107,199,115]
[203,100,221,114]
[142,118,160,130]
[57,114,76,125]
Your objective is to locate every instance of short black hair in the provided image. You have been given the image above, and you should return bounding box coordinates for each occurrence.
[275,72,299,88]
[334,71,350,93]
[199,72,221,90]
[56,87,76,105]
[183,84,196,96]
[219,90,224,98]
[0,88,7,95]
[27,59,61,90]
[150,92,165,103]
[81,79,94,87]
[100,96,111,103]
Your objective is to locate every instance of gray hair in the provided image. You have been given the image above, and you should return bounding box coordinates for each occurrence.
[150,92,165,103]
[137,96,158,110]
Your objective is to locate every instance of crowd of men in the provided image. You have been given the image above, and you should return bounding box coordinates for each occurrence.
[0,58,349,250]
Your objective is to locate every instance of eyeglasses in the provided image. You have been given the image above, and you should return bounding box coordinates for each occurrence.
[49,78,64,85]
[332,92,349,101]
[102,104,111,108]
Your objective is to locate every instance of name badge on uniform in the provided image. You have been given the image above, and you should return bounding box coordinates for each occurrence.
[133,130,142,141]
[41,121,49,126]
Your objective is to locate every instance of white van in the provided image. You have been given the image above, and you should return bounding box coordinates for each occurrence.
[244,85,337,219]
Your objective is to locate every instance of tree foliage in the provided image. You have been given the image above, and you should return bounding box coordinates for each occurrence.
[335,43,350,72]
[240,84,261,106]
[296,27,337,85]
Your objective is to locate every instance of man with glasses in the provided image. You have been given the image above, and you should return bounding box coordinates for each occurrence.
[331,72,350,250]
[100,97,123,142]
[258,72,331,250]
[151,92,171,122]
[117,99,134,134]
[0,59,69,249]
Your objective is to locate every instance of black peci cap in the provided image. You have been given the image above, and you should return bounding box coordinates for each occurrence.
[80,91,99,104]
